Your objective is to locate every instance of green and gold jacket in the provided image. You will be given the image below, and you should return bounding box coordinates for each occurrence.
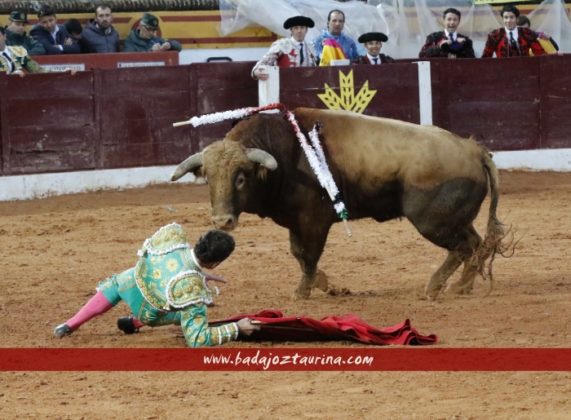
[0,45,43,74]
[98,223,239,347]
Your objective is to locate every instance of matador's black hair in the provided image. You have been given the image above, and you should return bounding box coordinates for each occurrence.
[194,229,235,264]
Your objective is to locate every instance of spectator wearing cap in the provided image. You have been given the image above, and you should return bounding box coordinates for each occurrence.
[482,4,544,58]
[123,13,181,53]
[30,5,81,54]
[5,10,45,55]
[353,32,394,65]
[419,8,475,59]
[0,26,44,76]
[313,9,359,65]
[252,15,317,80]
[81,4,120,53]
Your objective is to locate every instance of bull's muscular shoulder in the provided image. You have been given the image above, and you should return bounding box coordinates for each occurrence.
[293,107,488,190]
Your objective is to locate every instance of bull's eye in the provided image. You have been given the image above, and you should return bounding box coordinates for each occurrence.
[235,172,246,190]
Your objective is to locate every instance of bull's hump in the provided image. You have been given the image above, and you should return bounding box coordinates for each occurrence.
[294,107,408,127]
[294,108,486,189]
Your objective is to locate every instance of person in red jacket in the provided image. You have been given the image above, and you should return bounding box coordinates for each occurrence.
[482,4,544,58]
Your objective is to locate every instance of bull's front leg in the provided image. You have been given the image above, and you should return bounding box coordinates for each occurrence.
[289,227,330,299]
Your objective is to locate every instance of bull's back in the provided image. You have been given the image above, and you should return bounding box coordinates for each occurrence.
[295,108,487,191]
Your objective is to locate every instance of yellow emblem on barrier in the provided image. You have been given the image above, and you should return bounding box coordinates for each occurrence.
[318,70,376,113]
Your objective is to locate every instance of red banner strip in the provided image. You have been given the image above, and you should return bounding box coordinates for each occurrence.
[0,348,570,371]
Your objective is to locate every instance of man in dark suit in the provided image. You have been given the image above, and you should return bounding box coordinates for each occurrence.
[353,32,394,65]
[30,4,81,55]
[419,8,475,59]
[482,4,545,58]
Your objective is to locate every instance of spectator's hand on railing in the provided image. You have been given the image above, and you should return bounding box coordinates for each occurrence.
[12,70,26,78]
[160,42,171,51]
[253,67,269,81]
[151,43,162,52]
[63,68,78,76]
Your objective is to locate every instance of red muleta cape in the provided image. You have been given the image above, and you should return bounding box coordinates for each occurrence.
[211,309,437,345]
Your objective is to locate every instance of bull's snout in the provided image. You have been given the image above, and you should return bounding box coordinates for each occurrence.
[212,214,238,231]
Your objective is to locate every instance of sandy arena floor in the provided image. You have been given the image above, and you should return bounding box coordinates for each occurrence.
[0,171,570,419]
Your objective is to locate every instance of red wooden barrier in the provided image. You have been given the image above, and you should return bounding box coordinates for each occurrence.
[34,51,179,72]
[1,56,570,176]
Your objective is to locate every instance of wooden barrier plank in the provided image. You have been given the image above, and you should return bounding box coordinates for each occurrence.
[0,76,6,175]
[1,57,571,176]
[34,51,179,71]
[96,66,192,168]
[192,62,258,149]
[280,63,420,123]
[539,55,571,149]
[1,72,97,174]
[431,58,541,150]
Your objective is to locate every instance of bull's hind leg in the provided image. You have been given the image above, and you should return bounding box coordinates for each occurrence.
[446,226,482,295]
[425,251,463,299]
[403,178,488,299]
[420,227,480,299]
[419,225,481,299]
[289,227,330,299]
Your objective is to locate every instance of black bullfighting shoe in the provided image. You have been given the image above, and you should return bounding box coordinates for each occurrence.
[117,316,139,334]
[53,323,72,338]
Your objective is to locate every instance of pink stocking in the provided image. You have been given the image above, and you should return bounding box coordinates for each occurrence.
[66,291,114,331]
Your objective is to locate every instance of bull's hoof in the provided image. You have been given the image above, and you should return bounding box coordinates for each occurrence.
[424,284,444,301]
[446,282,474,295]
[312,270,329,292]
[294,286,311,299]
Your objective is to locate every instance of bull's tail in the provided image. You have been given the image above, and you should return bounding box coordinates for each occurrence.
[476,151,513,295]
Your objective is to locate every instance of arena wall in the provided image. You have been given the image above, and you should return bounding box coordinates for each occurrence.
[2,56,571,200]
[2,55,571,178]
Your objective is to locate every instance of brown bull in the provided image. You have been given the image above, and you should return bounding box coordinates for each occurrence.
[172,108,505,299]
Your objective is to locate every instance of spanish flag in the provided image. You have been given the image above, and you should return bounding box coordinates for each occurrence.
[319,38,347,66]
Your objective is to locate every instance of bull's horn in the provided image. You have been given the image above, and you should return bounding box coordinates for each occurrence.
[170,152,203,181]
[246,148,278,170]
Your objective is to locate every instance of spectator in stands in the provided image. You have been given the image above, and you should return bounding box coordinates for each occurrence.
[5,10,45,55]
[64,19,83,43]
[252,15,317,80]
[313,9,359,66]
[482,4,544,58]
[81,4,120,53]
[123,13,181,53]
[419,8,475,59]
[353,32,394,65]
[0,26,43,76]
[516,14,559,54]
[30,5,81,55]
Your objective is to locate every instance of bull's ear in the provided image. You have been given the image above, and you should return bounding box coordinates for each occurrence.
[171,152,203,181]
[245,148,278,171]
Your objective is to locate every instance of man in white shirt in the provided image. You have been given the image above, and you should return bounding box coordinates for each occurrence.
[252,15,317,80]
[353,32,394,65]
